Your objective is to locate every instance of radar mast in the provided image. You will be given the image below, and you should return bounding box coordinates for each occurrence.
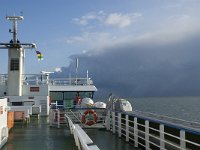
[0,15,36,96]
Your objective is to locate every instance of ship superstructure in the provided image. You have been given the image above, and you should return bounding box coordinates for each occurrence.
[0,16,97,116]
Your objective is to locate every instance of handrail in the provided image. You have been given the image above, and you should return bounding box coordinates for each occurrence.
[133,110,200,129]
[105,110,200,150]
[68,109,82,123]
[65,114,100,150]
[0,73,94,86]
[125,110,200,134]
[0,126,8,149]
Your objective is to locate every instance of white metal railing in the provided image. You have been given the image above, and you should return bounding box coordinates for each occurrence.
[0,74,94,86]
[49,107,106,128]
[66,114,100,150]
[105,110,200,150]
[0,126,8,149]
[49,109,66,128]
[133,110,200,130]
[0,74,7,85]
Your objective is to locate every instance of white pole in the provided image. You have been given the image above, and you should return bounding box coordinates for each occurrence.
[112,112,115,133]
[160,124,165,149]
[180,130,186,149]
[76,58,78,85]
[69,70,71,85]
[106,111,111,130]
[86,70,88,85]
[118,113,121,137]
[134,117,138,147]
[126,115,129,142]
[145,120,150,149]
[57,109,60,128]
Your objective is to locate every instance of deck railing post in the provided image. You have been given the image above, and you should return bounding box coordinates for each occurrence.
[125,115,129,142]
[6,127,8,138]
[134,117,138,147]
[53,111,56,125]
[67,117,73,134]
[57,109,60,128]
[0,127,2,142]
[112,111,115,133]
[106,111,111,130]
[49,111,52,126]
[74,130,81,150]
[160,124,165,149]
[180,130,186,149]
[118,113,121,137]
[145,120,150,149]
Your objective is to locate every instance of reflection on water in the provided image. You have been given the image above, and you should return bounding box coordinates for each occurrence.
[2,117,139,150]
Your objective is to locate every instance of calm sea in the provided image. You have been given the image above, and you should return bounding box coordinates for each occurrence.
[127,96,200,123]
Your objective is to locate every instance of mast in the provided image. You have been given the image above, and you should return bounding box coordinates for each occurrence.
[0,16,36,96]
[6,16,24,43]
[76,58,78,85]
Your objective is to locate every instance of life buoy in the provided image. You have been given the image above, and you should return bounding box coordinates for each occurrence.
[81,110,97,126]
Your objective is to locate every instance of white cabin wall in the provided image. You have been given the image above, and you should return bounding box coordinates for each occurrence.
[0,98,8,127]
[6,96,49,116]
[7,48,24,96]
[22,85,49,96]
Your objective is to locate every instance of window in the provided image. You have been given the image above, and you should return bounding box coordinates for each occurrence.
[50,92,63,101]
[30,87,40,92]
[63,92,76,100]
[49,91,94,102]
[12,102,23,106]
[10,58,19,71]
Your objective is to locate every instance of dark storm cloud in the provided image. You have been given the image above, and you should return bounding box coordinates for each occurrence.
[54,33,200,98]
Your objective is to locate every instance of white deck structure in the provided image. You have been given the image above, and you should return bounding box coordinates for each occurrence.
[105,110,200,150]
[0,15,97,118]
[0,98,8,149]
[0,75,97,116]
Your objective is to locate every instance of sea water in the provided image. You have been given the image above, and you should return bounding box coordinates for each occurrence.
[129,96,200,123]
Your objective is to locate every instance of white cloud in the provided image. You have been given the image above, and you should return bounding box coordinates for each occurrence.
[73,18,89,25]
[67,10,200,56]
[72,11,142,28]
[72,11,103,26]
[65,13,200,54]
[104,13,141,28]
[129,14,200,47]
[64,35,85,44]
[63,32,116,51]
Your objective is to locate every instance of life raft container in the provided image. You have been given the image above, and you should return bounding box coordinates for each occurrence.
[81,110,97,126]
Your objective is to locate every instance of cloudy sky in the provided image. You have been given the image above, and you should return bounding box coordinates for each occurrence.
[0,0,200,97]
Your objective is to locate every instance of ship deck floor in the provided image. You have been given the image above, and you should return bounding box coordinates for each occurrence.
[2,117,139,150]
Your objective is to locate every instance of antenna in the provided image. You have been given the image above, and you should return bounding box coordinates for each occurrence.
[86,70,89,85]
[76,58,78,85]
[6,15,24,43]
[0,15,36,49]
